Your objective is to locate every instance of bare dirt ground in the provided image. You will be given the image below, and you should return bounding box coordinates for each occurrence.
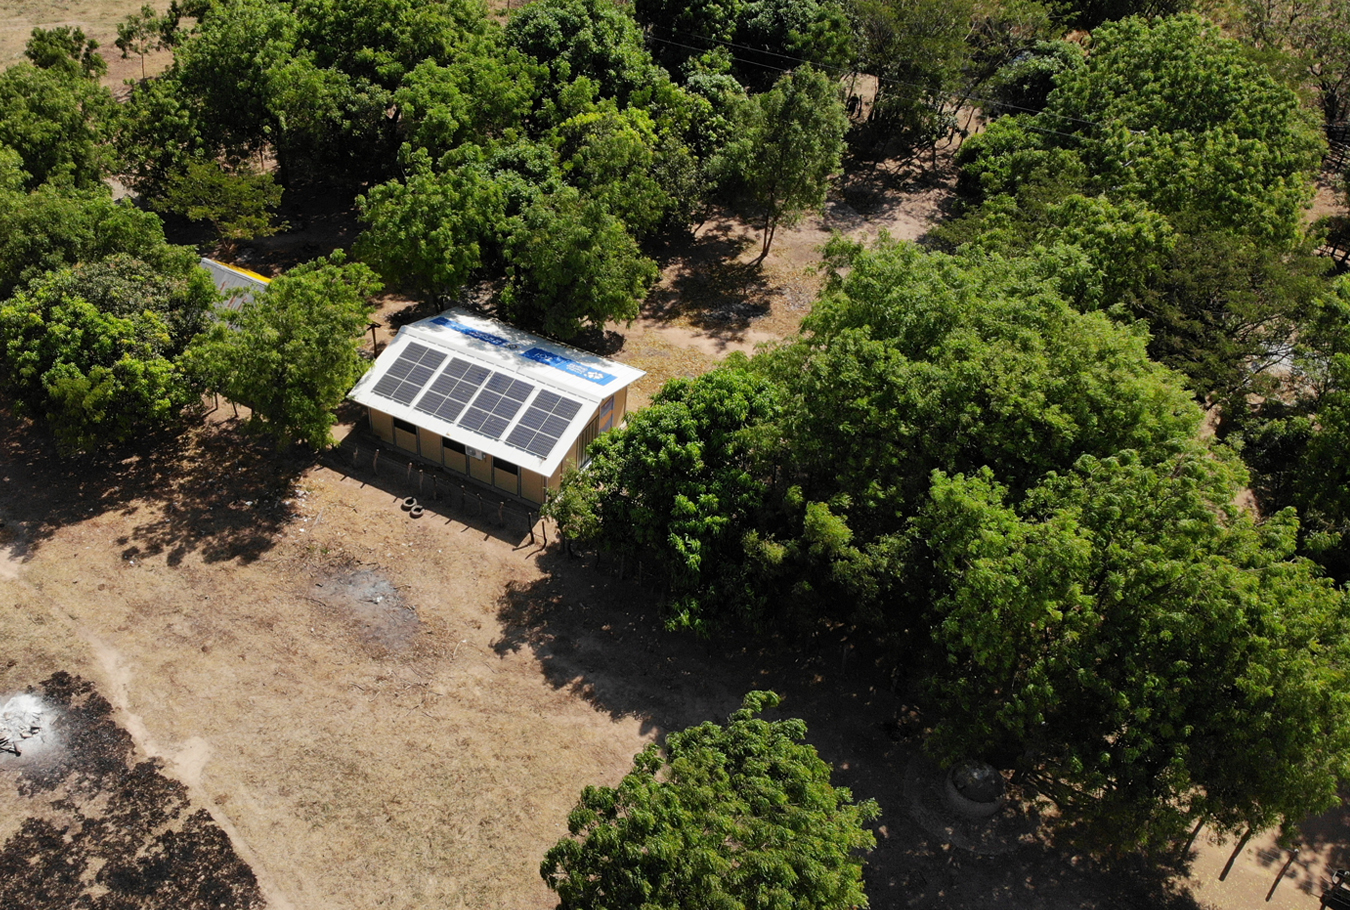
[1,413,1227,910]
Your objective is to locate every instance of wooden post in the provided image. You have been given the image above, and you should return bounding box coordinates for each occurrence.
[419,469,424,495]
[476,493,483,515]
[351,446,359,467]
[497,502,504,525]
[406,462,412,483]
[373,450,380,475]
[1219,828,1253,881]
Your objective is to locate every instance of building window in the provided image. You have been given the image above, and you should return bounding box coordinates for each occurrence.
[394,417,417,434]
[494,457,519,475]
[599,395,615,432]
[576,414,600,464]
[443,437,466,454]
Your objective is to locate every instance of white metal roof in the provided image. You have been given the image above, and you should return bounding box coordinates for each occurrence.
[201,258,271,312]
[348,308,644,476]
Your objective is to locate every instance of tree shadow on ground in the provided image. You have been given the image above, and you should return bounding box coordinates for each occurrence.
[496,545,1205,910]
[645,221,779,340]
[0,402,307,567]
[1245,784,1350,898]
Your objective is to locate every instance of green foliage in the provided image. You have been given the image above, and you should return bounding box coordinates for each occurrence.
[850,0,975,149]
[0,62,115,191]
[355,157,505,299]
[191,252,381,449]
[549,364,782,634]
[26,26,107,79]
[499,186,658,339]
[1046,15,1321,246]
[395,47,542,156]
[0,185,171,300]
[0,253,216,453]
[985,39,1085,117]
[554,104,686,238]
[946,14,1329,402]
[115,5,170,79]
[721,66,847,259]
[157,160,286,247]
[291,0,490,90]
[1238,0,1350,124]
[541,691,879,910]
[919,451,1350,850]
[782,237,1200,511]
[115,74,205,197]
[506,0,660,106]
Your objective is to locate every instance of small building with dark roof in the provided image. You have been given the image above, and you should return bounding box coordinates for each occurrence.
[347,309,644,504]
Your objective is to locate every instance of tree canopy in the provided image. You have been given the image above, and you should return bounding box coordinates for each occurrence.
[191,252,381,449]
[541,691,878,910]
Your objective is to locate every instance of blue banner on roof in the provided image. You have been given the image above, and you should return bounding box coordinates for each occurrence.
[433,317,510,347]
[521,347,616,385]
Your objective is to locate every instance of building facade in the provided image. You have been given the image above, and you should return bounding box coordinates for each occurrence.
[348,309,644,504]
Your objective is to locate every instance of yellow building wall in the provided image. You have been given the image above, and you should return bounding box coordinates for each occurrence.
[443,446,467,475]
[369,409,394,443]
[468,452,492,484]
[417,428,439,459]
[393,426,418,454]
[613,386,628,425]
[521,471,546,504]
[493,466,519,496]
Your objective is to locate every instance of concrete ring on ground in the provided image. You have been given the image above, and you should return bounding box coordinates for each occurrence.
[401,497,417,511]
[409,505,424,519]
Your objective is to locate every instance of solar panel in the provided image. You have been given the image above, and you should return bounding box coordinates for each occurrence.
[371,342,447,407]
[458,372,534,440]
[506,390,585,459]
[414,357,491,424]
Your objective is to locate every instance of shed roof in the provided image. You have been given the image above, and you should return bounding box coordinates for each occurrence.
[201,258,270,312]
[348,309,644,476]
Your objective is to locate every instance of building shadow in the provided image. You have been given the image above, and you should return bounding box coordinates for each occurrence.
[321,434,540,548]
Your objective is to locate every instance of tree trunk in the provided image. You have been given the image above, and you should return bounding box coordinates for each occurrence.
[757,212,777,263]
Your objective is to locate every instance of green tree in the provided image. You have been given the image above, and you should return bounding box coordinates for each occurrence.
[918,450,1350,851]
[722,66,846,260]
[546,363,783,634]
[0,252,216,453]
[394,47,542,156]
[0,184,172,299]
[0,62,115,191]
[115,5,169,80]
[506,0,660,106]
[1238,0,1350,124]
[499,187,658,339]
[26,26,107,79]
[156,159,286,250]
[191,252,381,448]
[355,156,505,300]
[554,104,687,238]
[541,691,879,910]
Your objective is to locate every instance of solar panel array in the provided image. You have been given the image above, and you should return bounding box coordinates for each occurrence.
[369,342,588,462]
[459,372,534,440]
[505,390,583,459]
[370,342,447,406]
[414,358,491,425]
